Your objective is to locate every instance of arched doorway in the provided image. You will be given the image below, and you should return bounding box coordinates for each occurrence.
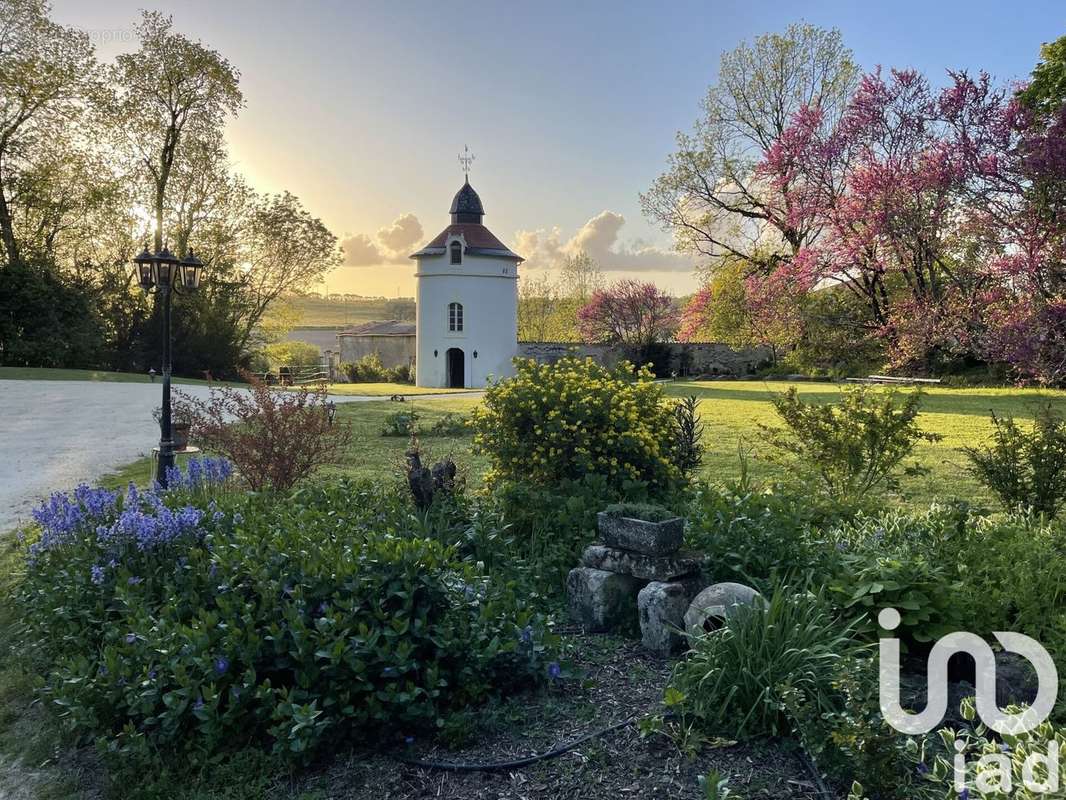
[446,348,464,388]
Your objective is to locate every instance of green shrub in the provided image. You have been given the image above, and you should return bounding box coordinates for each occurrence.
[381,409,418,437]
[344,352,414,383]
[827,505,1066,644]
[948,513,1066,640]
[472,357,681,495]
[684,482,840,592]
[669,587,861,739]
[486,474,638,596]
[824,506,980,647]
[260,340,321,370]
[964,404,1066,517]
[422,412,470,437]
[846,697,1066,800]
[786,655,931,800]
[827,548,962,647]
[17,477,554,763]
[670,395,705,478]
[388,362,415,384]
[760,386,941,505]
[603,502,675,522]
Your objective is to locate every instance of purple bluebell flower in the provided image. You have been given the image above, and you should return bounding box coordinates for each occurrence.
[916,761,929,775]
[28,485,119,558]
[127,576,143,585]
[404,735,415,746]
[161,457,234,492]
[125,633,137,644]
[214,657,230,675]
[90,564,106,585]
[193,697,204,711]
[148,670,157,680]
[520,626,533,644]
[959,790,969,800]
[547,662,562,680]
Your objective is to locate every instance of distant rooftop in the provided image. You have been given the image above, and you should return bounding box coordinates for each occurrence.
[338,320,415,337]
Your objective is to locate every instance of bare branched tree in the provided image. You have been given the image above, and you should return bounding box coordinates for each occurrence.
[641,23,858,278]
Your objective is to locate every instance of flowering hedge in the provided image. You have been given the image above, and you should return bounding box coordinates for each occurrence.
[16,470,553,762]
[471,357,680,494]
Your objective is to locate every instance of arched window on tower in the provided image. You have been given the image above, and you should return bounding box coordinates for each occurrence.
[450,241,462,265]
[448,302,464,332]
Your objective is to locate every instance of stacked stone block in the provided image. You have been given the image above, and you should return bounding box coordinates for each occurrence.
[567,511,706,655]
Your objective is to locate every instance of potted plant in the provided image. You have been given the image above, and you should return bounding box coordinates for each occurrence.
[153,406,193,451]
[597,502,684,556]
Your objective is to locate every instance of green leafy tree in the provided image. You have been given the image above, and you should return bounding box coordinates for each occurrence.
[109,11,242,251]
[235,191,342,353]
[0,0,96,266]
[1018,34,1066,120]
[0,257,103,366]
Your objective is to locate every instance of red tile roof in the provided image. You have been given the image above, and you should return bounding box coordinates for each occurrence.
[411,223,523,261]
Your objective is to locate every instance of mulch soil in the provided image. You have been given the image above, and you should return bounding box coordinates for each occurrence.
[285,628,827,800]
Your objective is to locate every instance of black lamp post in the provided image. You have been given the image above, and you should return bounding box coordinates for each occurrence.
[134,245,205,487]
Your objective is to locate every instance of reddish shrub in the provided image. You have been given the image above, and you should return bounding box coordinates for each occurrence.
[176,372,350,492]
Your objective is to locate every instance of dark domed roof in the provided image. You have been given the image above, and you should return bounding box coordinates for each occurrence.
[449,180,484,222]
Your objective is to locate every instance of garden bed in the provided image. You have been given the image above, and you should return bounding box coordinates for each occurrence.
[293,630,822,800]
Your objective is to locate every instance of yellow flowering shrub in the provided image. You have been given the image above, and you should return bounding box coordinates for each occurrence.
[472,357,680,493]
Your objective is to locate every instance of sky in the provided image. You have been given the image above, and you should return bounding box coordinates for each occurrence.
[52,0,1066,298]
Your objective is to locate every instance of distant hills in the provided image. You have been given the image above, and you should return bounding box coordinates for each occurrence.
[289,294,415,327]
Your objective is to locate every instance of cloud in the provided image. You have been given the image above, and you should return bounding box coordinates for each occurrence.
[376,213,423,252]
[341,213,423,267]
[512,211,693,273]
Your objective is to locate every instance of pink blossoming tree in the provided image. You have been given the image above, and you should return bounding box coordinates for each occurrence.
[577,280,680,368]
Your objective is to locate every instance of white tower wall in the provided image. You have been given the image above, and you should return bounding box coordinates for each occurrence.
[411,181,521,389]
[415,250,517,388]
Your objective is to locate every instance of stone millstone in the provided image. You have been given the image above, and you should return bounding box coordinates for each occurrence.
[566,567,646,633]
[580,544,703,582]
[684,582,762,638]
[638,581,693,656]
[597,512,683,556]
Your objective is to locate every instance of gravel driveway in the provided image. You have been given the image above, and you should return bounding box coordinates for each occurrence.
[0,380,476,533]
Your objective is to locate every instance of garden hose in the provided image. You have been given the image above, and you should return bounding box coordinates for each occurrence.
[393,714,640,771]
[394,711,834,800]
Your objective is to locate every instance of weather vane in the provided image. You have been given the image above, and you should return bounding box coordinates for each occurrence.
[458,145,475,178]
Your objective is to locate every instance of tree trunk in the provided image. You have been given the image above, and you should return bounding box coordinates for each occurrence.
[0,169,20,266]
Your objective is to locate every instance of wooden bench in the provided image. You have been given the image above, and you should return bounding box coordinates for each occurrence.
[846,374,942,385]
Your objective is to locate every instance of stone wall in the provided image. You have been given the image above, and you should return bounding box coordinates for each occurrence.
[285,327,342,353]
[517,341,772,377]
[338,334,417,370]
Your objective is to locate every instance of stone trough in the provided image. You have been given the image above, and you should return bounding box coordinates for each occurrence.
[567,509,708,655]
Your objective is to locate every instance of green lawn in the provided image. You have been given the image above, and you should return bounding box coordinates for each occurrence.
[324,383,474,397]
[91,378,1066,508]
[326,398,486,485]
[319,380,1066,509]
[662,380,1066,507]
[0,366,219,385]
